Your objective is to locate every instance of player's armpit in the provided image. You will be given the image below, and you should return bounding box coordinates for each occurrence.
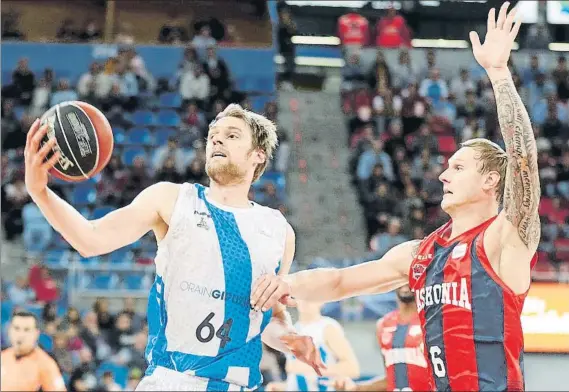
[490,69,541,250]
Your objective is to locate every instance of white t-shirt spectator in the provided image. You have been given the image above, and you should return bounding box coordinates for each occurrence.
[180,70,210,101]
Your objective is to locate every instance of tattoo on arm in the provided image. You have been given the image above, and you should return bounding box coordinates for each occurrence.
[410,240,421,259]
[493,77,541,248]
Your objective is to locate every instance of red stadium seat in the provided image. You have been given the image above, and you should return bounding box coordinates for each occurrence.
[539,198,554,216]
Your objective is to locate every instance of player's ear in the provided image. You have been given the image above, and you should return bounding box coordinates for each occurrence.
[483,171,500,191]
[253,148,266,165]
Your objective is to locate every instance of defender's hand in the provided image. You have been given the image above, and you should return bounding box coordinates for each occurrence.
[469,2,521,71]
[280,334,326,376]
[24,119,60,198]
[251,274,297,312]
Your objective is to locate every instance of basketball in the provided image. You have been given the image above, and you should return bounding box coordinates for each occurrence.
[39,101,114,182]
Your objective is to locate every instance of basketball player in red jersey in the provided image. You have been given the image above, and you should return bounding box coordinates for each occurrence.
[252,3,539,391]
[331,285,430,391]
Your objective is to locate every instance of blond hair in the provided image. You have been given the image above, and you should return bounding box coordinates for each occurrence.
[460,138,508,204]
[211,104,278,182]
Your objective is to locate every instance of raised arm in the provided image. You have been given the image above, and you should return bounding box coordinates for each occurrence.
[469,3,541,249]
[24,120,177,257]
[251,240,419,311]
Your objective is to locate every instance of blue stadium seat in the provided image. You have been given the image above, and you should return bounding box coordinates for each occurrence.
[24,305,43,320]
[79,207,92,220]
[2,71,12,86]
[109,248,133,264]
[43,250,68,267]
[256,77,275,93]
[156,110,181,127]
[89,274,114,290]
[132,110,155,127]
[154,127,177,146]
[39,333,53,352]
[158,92,182,109]
[97,362,129,389]
[113,127,127,145]
[234,76,248,91]
[52,234,70,250]
[71,183,97,205]
[1,301,13,326]
[92,205,114,220]
[79,255,102,265]
[122,147,147,166]
[124,274,143,290]
[128,127,153,146]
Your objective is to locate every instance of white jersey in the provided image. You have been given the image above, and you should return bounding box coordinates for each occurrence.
[144,183,288,391]
[286,317,342,391]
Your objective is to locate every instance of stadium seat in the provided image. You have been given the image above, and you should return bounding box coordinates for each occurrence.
[109,248,133,264]
[97,362,129,389]
[128,127,153,146]
[71,184,97,205]
[255,77,275,93]
[2,71,12,85]
[158,92,182,109]
[92,205,114,220]
[122,147,147,166]
[24,305,43,320]
[156,110,181,127]
[1,301,13,326]
[39,333,53,352]
[89,274,115,290]
[79,255,102,265]
[132,110,155,127]
[154,127,177,146]
[124,274,143,290]
[539,198,554,216]
[113,127,127,145]
[43,250,68,267]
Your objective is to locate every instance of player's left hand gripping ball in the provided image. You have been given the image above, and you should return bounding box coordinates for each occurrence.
[280,334,327,376]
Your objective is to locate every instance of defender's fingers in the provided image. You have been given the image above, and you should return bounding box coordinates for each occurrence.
[37,138,57,162]
[42,151,61,170]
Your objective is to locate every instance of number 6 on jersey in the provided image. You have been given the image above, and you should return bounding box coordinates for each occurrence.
[196,312,233,348]
[429,345,446,378]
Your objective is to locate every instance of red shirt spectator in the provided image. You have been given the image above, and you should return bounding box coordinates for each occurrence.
[338,13,369,47]
[375,8,411,48]
[29,265,59,303]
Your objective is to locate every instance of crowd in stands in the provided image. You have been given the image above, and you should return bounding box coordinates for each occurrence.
[1,36,289,389]
[341,47,569,281]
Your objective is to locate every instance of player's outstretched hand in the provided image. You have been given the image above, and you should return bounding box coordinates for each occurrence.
[469,2,520,71]
[324,377,357,391]
[280,334,327,376]
[24,118,60,197]
[251,274,297,312]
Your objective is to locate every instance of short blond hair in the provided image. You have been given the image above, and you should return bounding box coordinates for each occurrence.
[211,104,278,182]
[461,138,508,204]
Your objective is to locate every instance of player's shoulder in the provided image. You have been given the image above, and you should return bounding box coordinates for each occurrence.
[34,347,57,362]
[379,310,399,327]
[1,347,13,358]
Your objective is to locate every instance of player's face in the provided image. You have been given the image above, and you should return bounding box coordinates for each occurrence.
[396,285,415,304]
[8,316,39,355]
[205,116,265,185]
[439,147,487,213]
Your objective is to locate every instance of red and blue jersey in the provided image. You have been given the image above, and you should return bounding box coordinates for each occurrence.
[377,310,431,391]
[408,216,537,391]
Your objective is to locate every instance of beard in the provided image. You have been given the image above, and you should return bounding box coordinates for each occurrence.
[206,159,246,185]
[397,292,415,304]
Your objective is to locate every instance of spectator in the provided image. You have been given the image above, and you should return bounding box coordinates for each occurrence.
[450,69,476,105]
[30,266,59,304]
[410,123,438,154]
[521,55,545,87]
[370,217,408,255]
[178,46,200,76]
[527,73,556,110]
[337,10,370,55]
[77,62,101,100]
[368,51,392,93]
[156,157,183,183]
[123,156,152,204]
[420,165,444,209]
[552,55,569,102]
[341,54,367,92]
[411,148,438,181]
[357,139,394,182]
[391,50,417,90]
[401,83,430,135]
[126,367,144,391]
[1,99,24,151]
[191,26,216,58]
[79,311,111,361]
[108,312,136,356]
[95,58,119,101]
[1,171,29,240]
[158,14,189,44]
[121,298,143,331]
[180,64,210,108]
[153,137,188,175]
[52,332,74,374]
[56,18,77,42]
[2,11,25,40]
[7,276,35,306]
[375,6,411,49]
[98,371,122,391]
[277,8,297,90]
[116,64,139,111]
[365,184,398,243]
[68,348,98,392]
[185,157,208,185]
[59,307,82,331]
[419,68,448,103]
[50,79,78,107]
[183,101,207,137]
[12,58,35,105]
[29,78,51,117]
[78,18,102,42]
[93,298,115,333]
[359,163,389,204]
[524,23,551,50]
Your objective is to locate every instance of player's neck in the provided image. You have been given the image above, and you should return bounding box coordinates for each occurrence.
[398,304,417,322]
[208,181,252,209]
[448,201,498,239]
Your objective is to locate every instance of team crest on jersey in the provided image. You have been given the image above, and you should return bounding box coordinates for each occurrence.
[197,216,210,230]
[412,263,426,279]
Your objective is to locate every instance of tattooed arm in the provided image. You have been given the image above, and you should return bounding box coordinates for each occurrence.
[489,68,541,250]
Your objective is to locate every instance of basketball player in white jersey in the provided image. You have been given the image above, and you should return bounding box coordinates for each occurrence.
[23,104,325,391]
[266,300,360,392]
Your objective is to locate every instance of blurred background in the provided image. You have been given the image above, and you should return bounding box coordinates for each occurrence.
[1,0,568,390]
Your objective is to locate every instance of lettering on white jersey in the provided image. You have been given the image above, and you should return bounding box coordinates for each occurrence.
[382,345,428,368]
[415,277,472,312]
[179,280,256,311]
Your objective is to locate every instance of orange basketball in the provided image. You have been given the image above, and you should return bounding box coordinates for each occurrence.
[40,101,114,182]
